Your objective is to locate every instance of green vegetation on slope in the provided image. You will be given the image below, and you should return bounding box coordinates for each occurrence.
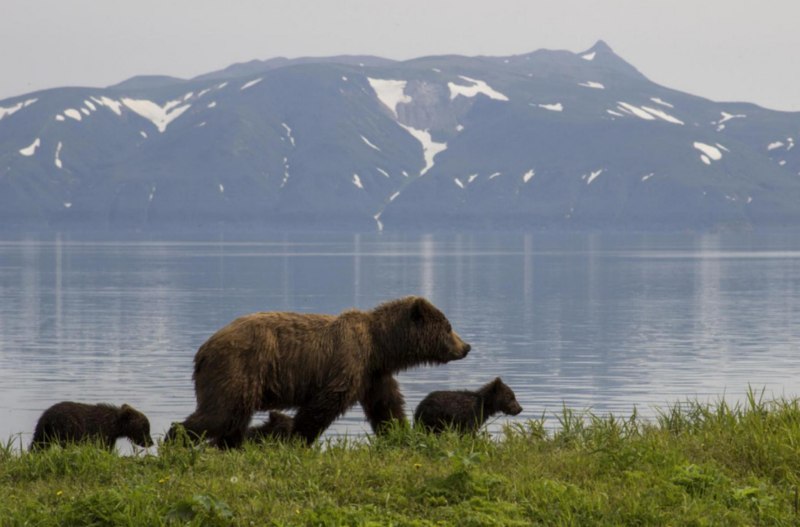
[3,389,800,526]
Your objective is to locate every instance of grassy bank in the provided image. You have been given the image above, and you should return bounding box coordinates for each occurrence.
[3,390,800,526]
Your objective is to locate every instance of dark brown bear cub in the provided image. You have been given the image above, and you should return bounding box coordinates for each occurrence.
[246,411,294,442]
[167,296,471,448]
[30,401,154,451]
[414,377,522,434]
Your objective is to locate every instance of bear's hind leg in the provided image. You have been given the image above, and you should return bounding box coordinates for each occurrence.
[292,399,343,445]
[212,416,250,449]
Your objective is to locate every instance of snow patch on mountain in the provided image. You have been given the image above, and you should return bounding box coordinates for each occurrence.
[54,142,63,168]
[361,135,381,151]
[398,124,447,176]
[367,78,411,118]
[641,173,655,182]
[55,115,65,121]
[579,81,605,89]
[617,102,655,120]
[537,103,563,112]
[650,97,674,108]
[282,123,295,146]
[581,51,596,61]
[376,167,390,178]
[0,98,37,121]
[83,100,96,112]
[448,76,509,101]
[121,98,191,133]
[694,142,723,162]
[488,172,501,180]
[586,169,604,184]
[207,101,217,108]
[91,96,123,116]
[280,157,290,188]
[352,174,364,189]
[19,138,41,156]
[714,111,746,131]
[523,169,535,183]
[767,141,784,151]
[641,106,684,125]
[64,109,83,121]
[240,78,263,91]
[454,178,464,189]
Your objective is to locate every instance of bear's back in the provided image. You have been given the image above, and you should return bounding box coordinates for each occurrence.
[415,390,483,425]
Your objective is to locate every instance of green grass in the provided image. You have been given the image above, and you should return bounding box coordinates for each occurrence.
[3,389,800,526]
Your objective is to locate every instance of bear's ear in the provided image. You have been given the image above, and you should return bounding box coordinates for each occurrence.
[120,404,135,420]
[410,297,428,323]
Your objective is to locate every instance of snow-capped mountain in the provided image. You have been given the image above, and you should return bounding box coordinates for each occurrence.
[1,41,799,232]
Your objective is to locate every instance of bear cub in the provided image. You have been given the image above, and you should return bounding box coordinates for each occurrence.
[414,377,522,434]
[245,411,294,443]
[30,401,154,451]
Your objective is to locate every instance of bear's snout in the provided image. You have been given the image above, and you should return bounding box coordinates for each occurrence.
[449,331,471,360]
[508,402,523,416]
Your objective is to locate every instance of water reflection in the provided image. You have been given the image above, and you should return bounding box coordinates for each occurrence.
[1,232,800,451]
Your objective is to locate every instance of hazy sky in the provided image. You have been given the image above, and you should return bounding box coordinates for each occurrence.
[3,0,799,111]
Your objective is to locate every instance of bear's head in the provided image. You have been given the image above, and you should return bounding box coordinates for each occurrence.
[371,296,471,371]
[119,404,154,447]
[487,378,523,416]
[371,296,470,369]
[409,297,471,363]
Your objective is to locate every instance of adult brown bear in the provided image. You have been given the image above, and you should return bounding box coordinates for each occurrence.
[168,296,470,447]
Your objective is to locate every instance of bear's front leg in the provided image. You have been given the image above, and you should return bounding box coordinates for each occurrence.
[360,373,407,435]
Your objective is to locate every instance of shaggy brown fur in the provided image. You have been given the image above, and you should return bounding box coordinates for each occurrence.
[414,377,522,434]
[245,411,294,442]
[167,296,470,448]
[30,401,154,451]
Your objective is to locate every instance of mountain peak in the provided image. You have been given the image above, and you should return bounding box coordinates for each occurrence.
[578,39,646,80]
[586,39,614,54]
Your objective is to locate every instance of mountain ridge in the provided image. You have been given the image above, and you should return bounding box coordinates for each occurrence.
[1,41,798,232]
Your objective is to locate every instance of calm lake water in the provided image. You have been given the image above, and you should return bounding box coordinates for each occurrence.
[2,231,800,451]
